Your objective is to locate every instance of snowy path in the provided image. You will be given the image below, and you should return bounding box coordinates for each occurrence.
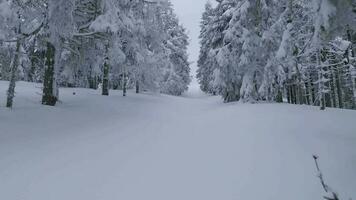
[0,81,356,200]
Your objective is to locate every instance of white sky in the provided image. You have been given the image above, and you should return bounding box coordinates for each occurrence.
[170,0,213,77]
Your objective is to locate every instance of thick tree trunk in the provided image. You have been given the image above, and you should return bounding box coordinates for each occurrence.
[89,75,99,90]
[136,80,140,94]
[320,93,326,110]
[102,57,109,96]
[42,42,57,106]
[291,83,296,104]
[276,88,283,103]
[6,39,21,108]
[287,82,292,104]
[223,83,240,103]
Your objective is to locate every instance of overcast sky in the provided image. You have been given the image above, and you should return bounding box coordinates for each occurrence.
[170,0,213,76]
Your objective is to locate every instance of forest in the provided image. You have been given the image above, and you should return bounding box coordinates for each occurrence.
[1,0,355,111]
[0,1,356,200]
[197,0,356,110]
[0,0,191,107]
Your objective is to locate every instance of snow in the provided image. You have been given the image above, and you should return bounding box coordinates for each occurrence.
[0,1,13,19]
[319,0,336,29]
[0,0,15,40]
[182,77,207,98]
[276,23,292,59]
[1,81,356,200]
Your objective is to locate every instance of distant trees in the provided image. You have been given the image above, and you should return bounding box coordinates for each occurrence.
[198,0,356,110]
[0,0,191,107]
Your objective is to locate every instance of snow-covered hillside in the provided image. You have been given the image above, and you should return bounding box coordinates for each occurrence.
[0,81,355,200]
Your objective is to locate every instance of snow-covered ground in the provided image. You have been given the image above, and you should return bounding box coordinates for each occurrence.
[0,81,356,200]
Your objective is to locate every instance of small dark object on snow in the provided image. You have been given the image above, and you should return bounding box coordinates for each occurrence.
[73,92,76,95]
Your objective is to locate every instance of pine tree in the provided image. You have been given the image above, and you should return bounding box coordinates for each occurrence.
[197,2,216,94]
[159,3,191,95]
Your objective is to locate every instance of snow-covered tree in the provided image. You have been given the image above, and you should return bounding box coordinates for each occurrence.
[197,2,217,94]
[0,0,44,108]
[198,0,356,110]
[159,2,191,95]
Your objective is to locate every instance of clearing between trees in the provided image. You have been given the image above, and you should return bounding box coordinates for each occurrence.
[0,81,355,200]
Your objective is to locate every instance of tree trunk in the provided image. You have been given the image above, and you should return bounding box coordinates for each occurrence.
[346,26,355,109]
[295,61,303,105]
[42,42,57,106]
[317,52,326,110]
[136,80,140,94]
[297,83,303,104]
[291,83,296,104]
[310,76,316,105]
[347,67,356,109]
[331,65,339,108]
[335,65,343,108]
[6,39,21,108]
[287,82,291,104]
[308,77,314,105]
[123,74,127,97]
[305,80,312,105]
[276,88,283,103]
[102,57,109,96]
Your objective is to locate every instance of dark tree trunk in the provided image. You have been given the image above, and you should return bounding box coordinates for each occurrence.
[102,57,109,96]
[311,78,316,104]
[320,94,326,110]
[42,42,57,106]
[123,74,127,97]
[6,39,21,108]
[136,80,140,94]
[93,76,98,90]
[276,88,283,103]
[291,83,296,104]
[287,82,291,104]
[223,83,240,103]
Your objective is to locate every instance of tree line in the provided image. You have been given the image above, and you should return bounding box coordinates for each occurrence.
[0,0,191,108]
[197,0,356,110]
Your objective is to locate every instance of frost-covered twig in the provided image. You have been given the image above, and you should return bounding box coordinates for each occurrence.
[313,155,340,200]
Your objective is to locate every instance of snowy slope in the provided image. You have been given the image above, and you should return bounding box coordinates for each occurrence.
[0,81,355,200]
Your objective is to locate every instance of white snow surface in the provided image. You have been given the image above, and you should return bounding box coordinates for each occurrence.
[0,81,356,200]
